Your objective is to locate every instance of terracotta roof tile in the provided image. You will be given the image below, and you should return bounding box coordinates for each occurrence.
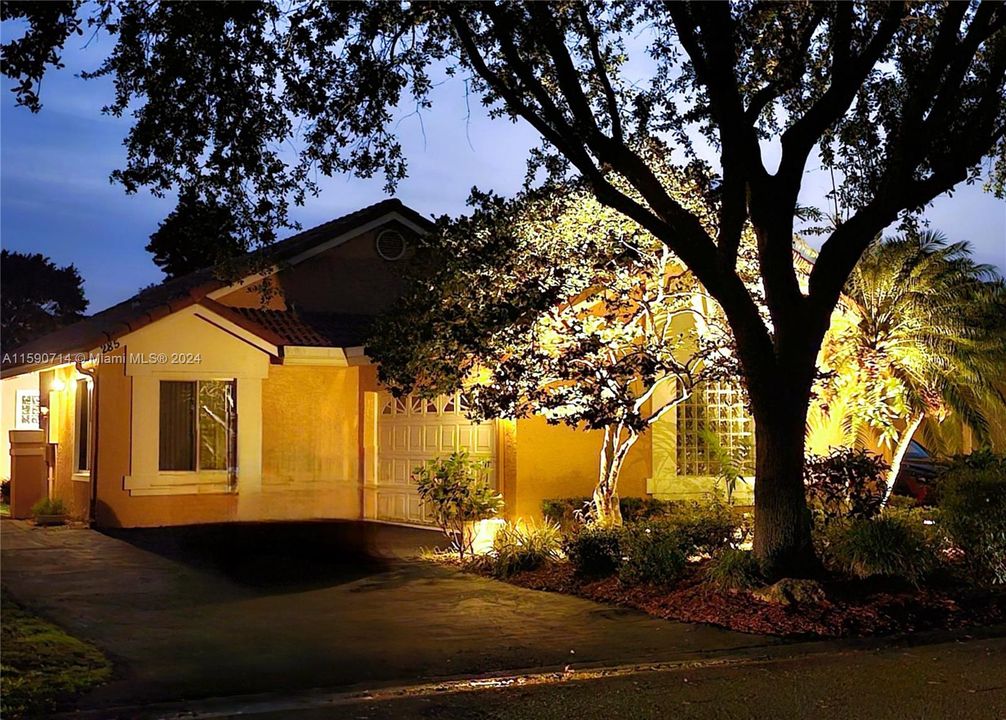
[2,199,428,375]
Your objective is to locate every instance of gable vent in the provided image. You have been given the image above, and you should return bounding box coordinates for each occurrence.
[375,229,407,261]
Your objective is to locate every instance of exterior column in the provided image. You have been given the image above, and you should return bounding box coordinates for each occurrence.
[9,429,47,519]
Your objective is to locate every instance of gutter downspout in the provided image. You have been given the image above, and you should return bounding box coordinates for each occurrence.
[76,360,100,526]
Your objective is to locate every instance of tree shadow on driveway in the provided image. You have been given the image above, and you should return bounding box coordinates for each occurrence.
[101,520,441,594]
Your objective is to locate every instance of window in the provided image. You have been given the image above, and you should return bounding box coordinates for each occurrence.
[158,380,236,474]
[676,381,755,476]
[74,379,92,472]
[15,389,39,429]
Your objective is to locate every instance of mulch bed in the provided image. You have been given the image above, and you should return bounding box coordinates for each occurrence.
[477,560,1006,638]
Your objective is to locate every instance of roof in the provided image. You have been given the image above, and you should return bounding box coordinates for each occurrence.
[1,198,431,376]
[212,302,374,349]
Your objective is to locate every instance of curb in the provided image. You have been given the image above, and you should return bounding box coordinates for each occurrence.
[53,624,1006,720]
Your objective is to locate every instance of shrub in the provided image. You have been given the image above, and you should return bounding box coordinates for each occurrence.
[825,515,936,585]
[491,521,562,578]
[563,525,623,577]
[542,496,674,527]
[705,549,762,591]
[658,499,738,555]
[30,497,67,516]
[805,448,888,525]
[938,461,1006,585]
[618,496,673,523]
[413,452,503,559]
[618,524,687,586]
[541,497,593,527]
[1,478,10,503]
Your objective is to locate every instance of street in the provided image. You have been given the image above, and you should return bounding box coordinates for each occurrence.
[250,636,1006,720]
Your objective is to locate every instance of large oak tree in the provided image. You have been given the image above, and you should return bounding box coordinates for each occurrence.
[4,1,1004,576]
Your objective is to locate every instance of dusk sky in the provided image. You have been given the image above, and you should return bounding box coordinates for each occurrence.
[2,32,1004,312]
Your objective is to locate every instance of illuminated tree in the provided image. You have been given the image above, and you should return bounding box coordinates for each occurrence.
[5,2,1005,575]
[371,183,735,526]
[819,231,1006,502]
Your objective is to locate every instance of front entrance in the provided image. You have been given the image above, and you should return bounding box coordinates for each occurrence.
[375,391,496,525]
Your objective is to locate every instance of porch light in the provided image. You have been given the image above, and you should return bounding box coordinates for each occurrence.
[50,378,66,392]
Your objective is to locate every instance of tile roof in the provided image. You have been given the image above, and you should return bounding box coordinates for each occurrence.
[217,303,374,349]
[1,198,430,376]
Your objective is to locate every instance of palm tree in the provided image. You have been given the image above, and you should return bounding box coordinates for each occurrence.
[819,230,1006,503]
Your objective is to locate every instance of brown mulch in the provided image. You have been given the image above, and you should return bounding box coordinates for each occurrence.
[487,561,1006,638]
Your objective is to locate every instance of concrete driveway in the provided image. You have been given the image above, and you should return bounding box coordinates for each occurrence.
[0,519,783,712]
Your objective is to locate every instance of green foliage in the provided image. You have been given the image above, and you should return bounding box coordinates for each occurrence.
[413,452,503,559]
[705,549,763,591]
[542,496,676,527]
[146,187,246,279]
[1,250,87,353]
[938,460,1006,585]
[657,499,738,555]
[824,516,936,585]
[563,525,623,578]
[804,448,888,524]
[541,497,594,528]
[941,450,1006,475]
[618,524,687,587]
[821,233,1006,459]
[1,596,111,719]
[490,521,562,579]
[699,427,752,504]
[30,497,66,517]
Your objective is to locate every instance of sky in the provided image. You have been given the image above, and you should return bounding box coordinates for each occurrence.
[1,28,1004,312]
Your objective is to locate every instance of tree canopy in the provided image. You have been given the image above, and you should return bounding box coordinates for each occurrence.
[145,188,247,279]
[1,249,88,354]
[4,1,1004,575]
[371,179,737,524]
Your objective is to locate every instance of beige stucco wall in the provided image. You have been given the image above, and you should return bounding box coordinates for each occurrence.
[247,364,363,521]
[512,416,652,520]
[42,364,92,520]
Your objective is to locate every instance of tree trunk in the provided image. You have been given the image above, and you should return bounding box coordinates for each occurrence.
[881,413,924,507]
[593,425,638,527]
[751,396,819,579]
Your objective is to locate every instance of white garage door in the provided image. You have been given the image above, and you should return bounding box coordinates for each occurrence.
[376,391,496,526]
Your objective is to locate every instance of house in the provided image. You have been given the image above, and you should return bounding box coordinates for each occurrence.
[0,198,961,528]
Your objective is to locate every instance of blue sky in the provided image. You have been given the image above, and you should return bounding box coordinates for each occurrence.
[2,33,1004,312]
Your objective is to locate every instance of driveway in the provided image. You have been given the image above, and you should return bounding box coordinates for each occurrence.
[0,519,783,712]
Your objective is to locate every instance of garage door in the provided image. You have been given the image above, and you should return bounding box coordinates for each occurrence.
[376,391,496,525]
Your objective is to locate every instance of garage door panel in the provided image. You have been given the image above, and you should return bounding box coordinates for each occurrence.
[375,391,496,526]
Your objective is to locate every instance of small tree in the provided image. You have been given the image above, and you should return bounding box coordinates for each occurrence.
[372,182,734,526]
[413,451,503,560]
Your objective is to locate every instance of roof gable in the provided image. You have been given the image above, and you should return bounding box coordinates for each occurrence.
[2,199,431,376]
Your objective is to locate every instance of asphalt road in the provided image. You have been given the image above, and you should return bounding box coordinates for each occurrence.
[253,636,1006,720]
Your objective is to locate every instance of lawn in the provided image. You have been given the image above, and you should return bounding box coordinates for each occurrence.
[1,592,112,718]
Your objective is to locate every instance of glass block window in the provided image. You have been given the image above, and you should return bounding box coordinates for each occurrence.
[676,381,755,476]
